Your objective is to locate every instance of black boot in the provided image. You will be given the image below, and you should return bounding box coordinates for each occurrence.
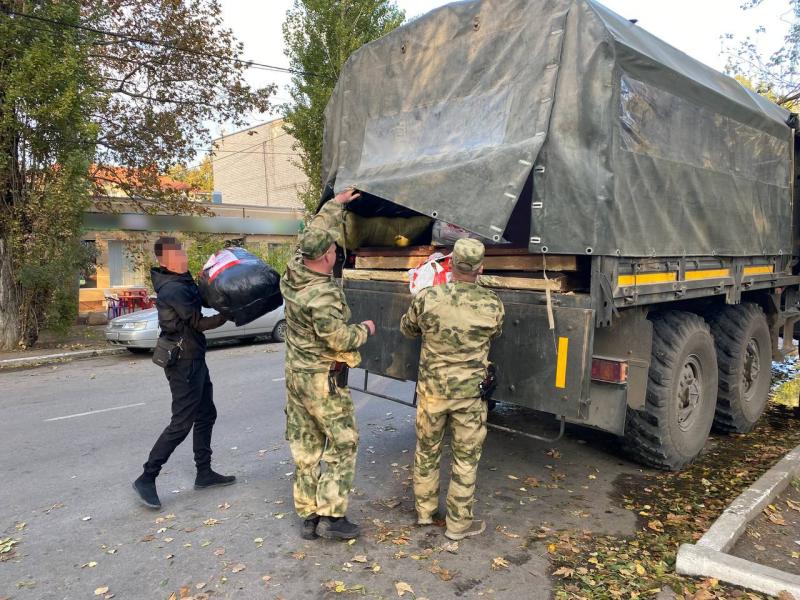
[194,469,236,489]
[133,475,161,509]
[316,516,360,540]
[301,514,320,540]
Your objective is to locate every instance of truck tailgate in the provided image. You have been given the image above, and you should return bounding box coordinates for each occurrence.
[344,280,594,419]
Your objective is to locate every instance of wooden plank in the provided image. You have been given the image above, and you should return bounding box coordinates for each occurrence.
[354,245,537,257]
[343,269,409,283]
[355,254,577,272]
[342,269,568,291]
[478,274,567,292]
[353,245,437,257]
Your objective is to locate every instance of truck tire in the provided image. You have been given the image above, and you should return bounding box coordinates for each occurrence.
[706,303,771,433]
[624,311,718,470]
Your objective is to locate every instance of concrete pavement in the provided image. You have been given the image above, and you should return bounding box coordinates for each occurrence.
[0,342,639,600]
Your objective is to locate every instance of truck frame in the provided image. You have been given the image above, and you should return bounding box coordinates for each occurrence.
[320,0,800,469]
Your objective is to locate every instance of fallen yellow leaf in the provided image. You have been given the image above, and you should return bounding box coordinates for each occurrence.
[94,587,109,596]
[491,556,510,570]
[647,520,664,532]
[768,512,787,526]
[395,581,414,597]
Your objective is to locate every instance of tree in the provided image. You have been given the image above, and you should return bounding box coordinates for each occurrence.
[0,0,274,350]
[89,0,272,212]
[0,1,100,349]
[724,0,800,109]
[168,156,214,193]
[282,0,405,215]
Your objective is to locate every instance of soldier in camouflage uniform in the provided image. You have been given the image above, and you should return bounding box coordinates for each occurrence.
[400,238,505,540]
[281,188,376,541]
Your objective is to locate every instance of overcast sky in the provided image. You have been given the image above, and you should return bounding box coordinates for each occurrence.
[209,0,791,144]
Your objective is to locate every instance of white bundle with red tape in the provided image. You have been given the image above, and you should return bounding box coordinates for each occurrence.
[408,252,452,296]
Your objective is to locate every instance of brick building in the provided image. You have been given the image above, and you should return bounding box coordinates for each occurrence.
[212,118,307,209]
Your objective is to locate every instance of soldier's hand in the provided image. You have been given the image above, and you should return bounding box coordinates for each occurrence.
[334,187,361,204]
[361,320,376,336]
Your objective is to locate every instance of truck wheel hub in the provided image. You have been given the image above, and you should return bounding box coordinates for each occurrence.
[677,355,702,431]
[742,338,760,401]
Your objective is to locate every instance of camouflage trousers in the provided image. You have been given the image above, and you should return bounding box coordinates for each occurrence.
[284,368,359,518]
[413,394,488,534]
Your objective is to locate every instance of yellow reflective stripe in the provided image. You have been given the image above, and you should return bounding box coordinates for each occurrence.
[555,337,569,389]
[685,268,730,280]
[743,265,774,276]
[617,272,677,286]
[619,269,734,287]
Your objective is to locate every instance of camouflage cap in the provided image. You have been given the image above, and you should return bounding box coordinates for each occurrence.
[452,238,485,274]
[299,227,335,260]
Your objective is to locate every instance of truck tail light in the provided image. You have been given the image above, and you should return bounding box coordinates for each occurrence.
[591,358,628,383]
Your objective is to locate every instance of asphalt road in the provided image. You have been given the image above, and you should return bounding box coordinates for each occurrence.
[0,342,640,600]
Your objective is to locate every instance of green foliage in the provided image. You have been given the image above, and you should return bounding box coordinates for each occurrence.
[185,234,227,277]
[253,243,293,277]
[0,0,274,349]
[282,0,405,216]
[725,0,800,109]
[167,156,214,193]
[90,0,273,212]
[0,1,100,348]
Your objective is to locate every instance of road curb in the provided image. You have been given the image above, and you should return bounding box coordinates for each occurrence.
[676,445,800,596]
[0,347,127,369]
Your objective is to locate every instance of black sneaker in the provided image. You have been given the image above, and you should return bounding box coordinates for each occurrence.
[316,516,360,540]
[133,476,161,509]
[194,469,236,489]
[302,514,320,540]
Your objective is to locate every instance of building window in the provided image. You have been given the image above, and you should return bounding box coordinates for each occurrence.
[79,240,98,289]
[108,240,144,287]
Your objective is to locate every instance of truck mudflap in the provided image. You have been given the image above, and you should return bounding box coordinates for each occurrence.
[344,280,594,420]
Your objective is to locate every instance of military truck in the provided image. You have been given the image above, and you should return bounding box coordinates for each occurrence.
[319,0,800,470]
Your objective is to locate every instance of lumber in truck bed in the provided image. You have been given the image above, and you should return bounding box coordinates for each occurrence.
[344,270,574,293]
[347,245,583,292]
[353,247,578,272]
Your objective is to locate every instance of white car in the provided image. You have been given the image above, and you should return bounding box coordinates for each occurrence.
[105,304,286,353]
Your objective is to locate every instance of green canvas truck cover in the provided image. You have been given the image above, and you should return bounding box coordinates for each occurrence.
[322,0,794,257]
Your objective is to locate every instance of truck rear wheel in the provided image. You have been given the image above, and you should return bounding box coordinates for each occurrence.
[706,303,771,433]
[624,311,718,470]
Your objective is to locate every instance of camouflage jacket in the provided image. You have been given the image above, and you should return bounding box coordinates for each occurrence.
[310,199,345,247]
[400,281,505,399]
[281,201,368,372]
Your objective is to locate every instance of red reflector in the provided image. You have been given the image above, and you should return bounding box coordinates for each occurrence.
[591,358,628,383]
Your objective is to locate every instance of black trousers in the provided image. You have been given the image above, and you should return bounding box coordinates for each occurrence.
[143,358,217,477]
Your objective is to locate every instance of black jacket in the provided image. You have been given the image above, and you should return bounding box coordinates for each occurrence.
[151,267,227,359]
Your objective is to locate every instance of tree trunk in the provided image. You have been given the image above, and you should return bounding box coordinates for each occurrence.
[0,238,22,351]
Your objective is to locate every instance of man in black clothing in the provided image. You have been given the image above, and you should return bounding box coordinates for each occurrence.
[133,237,235,509]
